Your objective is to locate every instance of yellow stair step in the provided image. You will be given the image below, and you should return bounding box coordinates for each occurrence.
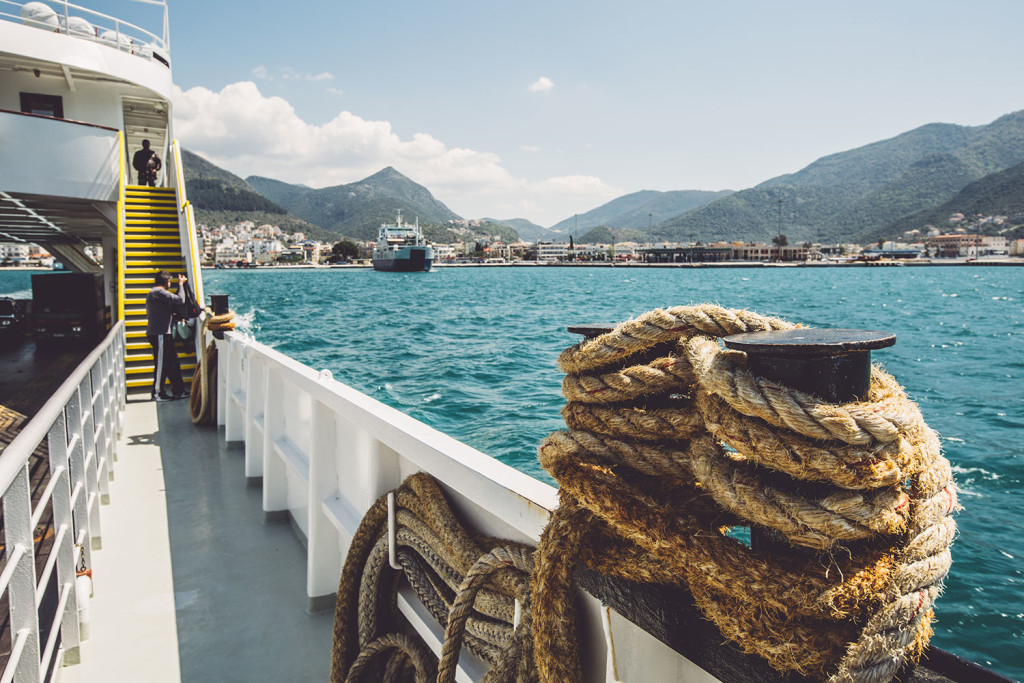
[127,356,197,366]
[125,264,185,271]
[125,196,176,203]
[126,377,194,389]
[126,191,175,196]
[124,251,185,258]
[126,364,198,375]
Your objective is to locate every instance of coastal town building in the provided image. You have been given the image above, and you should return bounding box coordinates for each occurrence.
[433,244,457,261]
[8,210,1016,271]
[641,244,733,263]
[925,234,1006,258]
[929,233,981,257]
[536,241,568,261]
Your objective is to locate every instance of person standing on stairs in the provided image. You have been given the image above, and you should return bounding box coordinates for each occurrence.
[132,139,160,186]
[146,270,188,401]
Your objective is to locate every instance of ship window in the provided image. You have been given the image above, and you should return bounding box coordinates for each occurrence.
[20,93,64,118]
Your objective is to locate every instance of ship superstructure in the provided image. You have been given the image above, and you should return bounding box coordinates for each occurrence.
[371,211,434,271]
[0,0,203,393]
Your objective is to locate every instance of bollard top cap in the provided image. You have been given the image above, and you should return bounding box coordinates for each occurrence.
[568,324,618,340]
[723,328,895,356]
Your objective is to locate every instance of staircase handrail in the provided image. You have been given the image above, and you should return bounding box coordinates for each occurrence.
[117,130,126,323]
[169,139,205,354]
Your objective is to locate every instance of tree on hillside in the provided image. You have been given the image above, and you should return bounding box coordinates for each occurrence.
[772,234,789,247]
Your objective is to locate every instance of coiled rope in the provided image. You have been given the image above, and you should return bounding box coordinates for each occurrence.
[189,309,235,425]
[331,473,537,683]
[533,304,957,683]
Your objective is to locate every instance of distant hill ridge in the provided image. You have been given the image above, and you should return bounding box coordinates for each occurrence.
[549,189,733,234]
[180,149,335,241]
[652,110,1024,244]
[184,108,1024,247]
[247,167,462,241]
[874,158,1024,241]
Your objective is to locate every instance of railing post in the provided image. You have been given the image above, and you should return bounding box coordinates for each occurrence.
[2,466,42,683]
[224,338,244,442]
[117,327,127,430]
[244,353,266,484]
[82,377,101,549]
[65,382,93,566]
[307,394,341,612]
[101,342,117,467]
[216,339,227,427]
[90,364,110,505]
[46,413,82,663]
[75,378,102,551]
[262,370,288,519]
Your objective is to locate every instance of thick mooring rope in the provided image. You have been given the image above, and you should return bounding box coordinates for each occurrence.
[533,304,957,683]
[189,309,235,425]
[331,473,537,683]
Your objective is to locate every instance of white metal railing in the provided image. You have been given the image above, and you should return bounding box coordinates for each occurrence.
[0,322,125,682]
[0,0,169,66]
[216,330,718,683]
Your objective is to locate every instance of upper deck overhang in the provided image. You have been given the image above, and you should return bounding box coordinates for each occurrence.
[0,17,173,102]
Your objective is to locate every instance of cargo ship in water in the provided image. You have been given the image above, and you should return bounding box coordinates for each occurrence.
[371,211,433,271]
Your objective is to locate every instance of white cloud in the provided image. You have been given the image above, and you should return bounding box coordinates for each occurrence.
[258,66,334,82]
[519,144,542,153]
[326,87,344,96]
[172,81,615,226]
[528,76,554,93]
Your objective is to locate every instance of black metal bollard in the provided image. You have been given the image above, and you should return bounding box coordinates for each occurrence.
[209,294,230,315]
[721,328,895,403]
[724,327,896,551]
[209,294,230,340]
[568,323,897,553]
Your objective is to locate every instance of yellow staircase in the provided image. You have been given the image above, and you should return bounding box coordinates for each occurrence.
[122,185,197,392]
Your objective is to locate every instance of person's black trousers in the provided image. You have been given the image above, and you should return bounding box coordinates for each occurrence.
[147,333,184,396]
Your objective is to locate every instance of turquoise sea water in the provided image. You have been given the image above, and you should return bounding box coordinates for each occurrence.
[3,265,1022,678]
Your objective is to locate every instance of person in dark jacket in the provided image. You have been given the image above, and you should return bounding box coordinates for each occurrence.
[146,270,187,401]
[132,139,160,186]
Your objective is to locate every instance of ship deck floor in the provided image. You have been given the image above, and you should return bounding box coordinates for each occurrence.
[61,397,333,682]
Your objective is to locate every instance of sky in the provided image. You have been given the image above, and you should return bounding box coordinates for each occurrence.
[98,0,1024,227]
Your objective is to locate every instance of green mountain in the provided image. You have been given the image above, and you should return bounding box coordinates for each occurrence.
[247,167,462,241]
[180,149,292,215]
[550,189,732,234]
[482,217,550,242]
[180,150,335,241]
[652,110,1024,244]
[873,159,1024,241]
[578,225,647,243]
